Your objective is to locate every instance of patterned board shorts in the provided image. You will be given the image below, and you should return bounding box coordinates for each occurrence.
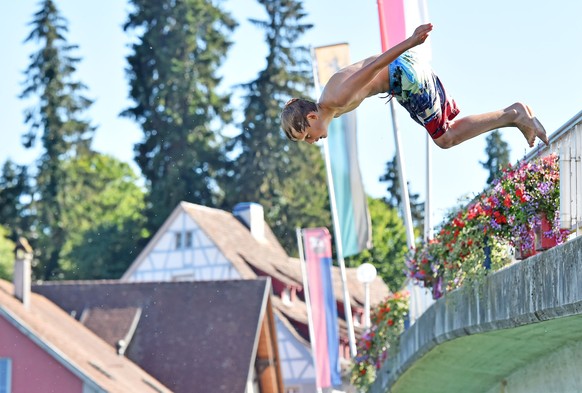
[389,51,460,139]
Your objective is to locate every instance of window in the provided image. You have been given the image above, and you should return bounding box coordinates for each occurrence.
[0,358,12,393]
[185,231,193,248]
[175,232,182,249]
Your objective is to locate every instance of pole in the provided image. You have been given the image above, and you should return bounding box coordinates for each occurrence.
[424,133,433,241]
[390,100,415,250]
[322,139,357,358]
[311,47,357,358]
[296,228,323,393]
[364,282,371,329]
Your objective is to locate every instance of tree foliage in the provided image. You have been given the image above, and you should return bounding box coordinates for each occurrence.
[0,160,32,241]
[20,0,95,279]
[123,0,237,232]
[480,129,510,185]
[222,0,330,253]
[345,197,408,292]
[0,226,15,281]
[58,154,147,279]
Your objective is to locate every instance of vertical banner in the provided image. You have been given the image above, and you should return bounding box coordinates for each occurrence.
[377,0,431,58]
[313,45,372,257]
[302,227,341,388]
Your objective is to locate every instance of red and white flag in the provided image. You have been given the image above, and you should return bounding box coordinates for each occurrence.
[377,0,431,58]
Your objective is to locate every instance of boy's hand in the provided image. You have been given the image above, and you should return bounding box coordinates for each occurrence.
[409,23,433,47]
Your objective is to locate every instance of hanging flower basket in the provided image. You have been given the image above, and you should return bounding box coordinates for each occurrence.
[406,154,569,297]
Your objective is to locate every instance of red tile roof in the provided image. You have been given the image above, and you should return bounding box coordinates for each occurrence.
[0,280,172,393]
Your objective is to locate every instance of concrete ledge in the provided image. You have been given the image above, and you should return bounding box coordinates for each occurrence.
[370,235,582,393]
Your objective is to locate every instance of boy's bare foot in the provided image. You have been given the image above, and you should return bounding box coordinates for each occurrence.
[511,103,548,147]
[532,117,549,146]
[524,104,549,146]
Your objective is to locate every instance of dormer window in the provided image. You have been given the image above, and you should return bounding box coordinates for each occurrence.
[282,288,293,306]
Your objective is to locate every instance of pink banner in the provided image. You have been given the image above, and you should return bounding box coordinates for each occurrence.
[378,0,406,51]
[377,0,430,57]
[303,228,340,388]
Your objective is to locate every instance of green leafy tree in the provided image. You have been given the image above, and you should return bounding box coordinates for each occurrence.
[379,154,424,238]
[20,0,95,279]
[346,197,408,291]
[58,154,147,279]
[480,129,510,185]
[222,0,330,253]
[123,0,237,232]
[0,226,15,281]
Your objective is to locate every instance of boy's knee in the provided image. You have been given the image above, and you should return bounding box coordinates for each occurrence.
[433,134,455,149]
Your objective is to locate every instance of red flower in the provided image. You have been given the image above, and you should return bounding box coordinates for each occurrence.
[388,319,394,326]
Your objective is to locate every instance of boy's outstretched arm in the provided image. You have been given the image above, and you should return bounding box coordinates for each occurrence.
[335,23,433,103]
[336,23,433,103]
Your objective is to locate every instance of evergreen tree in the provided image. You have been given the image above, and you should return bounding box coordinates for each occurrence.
[346,198,408,291]
[222,0,330,253]
[0,160,32,240]
[20,0,95,279]
[480,130,510,185]
[379,154,424,238]
[123,0,237,232]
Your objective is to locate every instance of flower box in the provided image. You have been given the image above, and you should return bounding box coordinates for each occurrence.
[534,213,557,251]
[515,240,537,260]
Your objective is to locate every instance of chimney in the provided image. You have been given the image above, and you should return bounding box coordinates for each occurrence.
[233,202,266,242]
[14,237,33,308]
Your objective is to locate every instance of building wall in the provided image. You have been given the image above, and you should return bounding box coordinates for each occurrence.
[127,211,241,281]
[0,315,83,393]
[275,316,316,393]
[486,340,582,393]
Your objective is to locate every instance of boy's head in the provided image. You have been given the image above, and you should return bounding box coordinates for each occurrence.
[280,98,318,142]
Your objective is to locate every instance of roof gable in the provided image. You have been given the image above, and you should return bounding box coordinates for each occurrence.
[123,202,301,287]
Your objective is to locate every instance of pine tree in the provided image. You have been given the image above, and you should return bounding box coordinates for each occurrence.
[480,130,510,185]
[20,0,95,279]
[123,0,237,232]
[222,0,330,253]
[379,154,424,238]
[0,160,32,240]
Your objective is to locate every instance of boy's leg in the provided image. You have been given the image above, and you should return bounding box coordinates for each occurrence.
[433,102,548,149]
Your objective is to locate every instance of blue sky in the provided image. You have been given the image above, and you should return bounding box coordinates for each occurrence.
[1,1,581,226]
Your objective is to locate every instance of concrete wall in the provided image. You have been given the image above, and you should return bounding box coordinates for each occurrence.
[371,235,582,393]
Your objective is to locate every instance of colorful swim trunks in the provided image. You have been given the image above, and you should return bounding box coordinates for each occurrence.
[389,51,460,139]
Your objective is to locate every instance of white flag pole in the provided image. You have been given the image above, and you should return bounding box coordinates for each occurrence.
[425,133,433,241]
[390,101,415,250]
[311,47,357,358]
